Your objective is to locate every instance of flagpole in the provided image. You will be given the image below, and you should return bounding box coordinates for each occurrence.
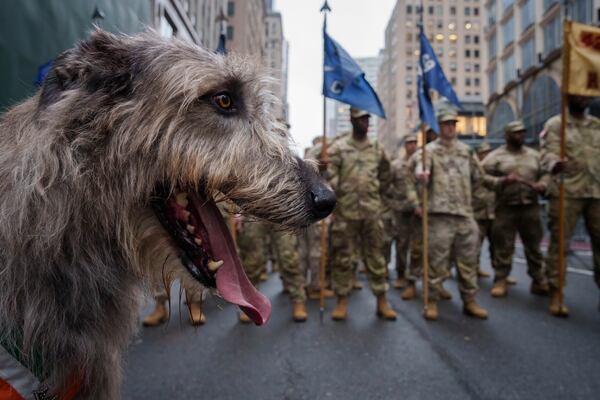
[557,5,572,316]
[319,0,331,324]
[417,1,430,315]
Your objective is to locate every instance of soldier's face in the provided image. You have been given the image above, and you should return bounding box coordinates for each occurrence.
[351,115,370,136]
[439,121,457,140]
[405,141,417,156]
[505,130,525,148]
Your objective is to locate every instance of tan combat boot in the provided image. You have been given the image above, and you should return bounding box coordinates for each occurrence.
[143,301,169,327]
[548,288,569,317]
[401,282,417,300]
[239,312,252,324]
[530,280,550,296]
[394,276,408,289]
[376,294,397,321]
[331,296,348,321]
[506,276,517,285]
[292,302,308,322]
[189,302,206,326]
[439,285,453,300]
[490,278,508,298]
[463,300,488,319]
[423,302,438,321]
[260,272,269,282]
[477,268,491,278]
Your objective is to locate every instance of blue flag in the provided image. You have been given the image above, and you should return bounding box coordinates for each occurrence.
[323,30,385,118]
[418,27,461,133]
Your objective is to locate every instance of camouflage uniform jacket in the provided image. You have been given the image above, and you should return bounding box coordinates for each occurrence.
[541,114,600,199]
[412,139,496,218]
[482,145,549,206]
[327,134,392,220]
[389,155,419,212]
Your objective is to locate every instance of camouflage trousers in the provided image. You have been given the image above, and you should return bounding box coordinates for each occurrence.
[382,215,394,267]
[428,214,479,301]
[492,204,545,283]
[272,231,306,303]
[476,218,495,270]
[546,198,600,289]
[298,222,322,291]
[237,221,268,286]
[150,279,202,303]
[394,211,422,281]
[331,217,388,296]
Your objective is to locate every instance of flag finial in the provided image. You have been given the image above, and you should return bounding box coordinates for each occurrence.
[320,1,331,13]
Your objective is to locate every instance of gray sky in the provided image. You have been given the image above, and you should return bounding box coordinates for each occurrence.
[276,0,397,153]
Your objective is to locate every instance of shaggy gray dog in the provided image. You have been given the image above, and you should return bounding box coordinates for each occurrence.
[0,30,334,399]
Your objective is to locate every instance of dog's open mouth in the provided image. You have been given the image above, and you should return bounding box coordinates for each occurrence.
[151,188,271,325]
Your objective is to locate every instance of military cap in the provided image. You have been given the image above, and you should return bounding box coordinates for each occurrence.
[350,107,370,118]
[404,134,418,143]
[437,108,459,123]
[504,120,526,134]
[476,141,492,153]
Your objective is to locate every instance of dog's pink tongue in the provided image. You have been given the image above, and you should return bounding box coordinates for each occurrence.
[189,194,271,325]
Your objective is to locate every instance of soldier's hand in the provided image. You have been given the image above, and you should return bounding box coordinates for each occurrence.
[318,159,330,172]
[531,182,546,194]
[416,171,430,184]
[551,160,581,175]
[502,173,519,186]
[234,214,244,231]
[414,207,423,218]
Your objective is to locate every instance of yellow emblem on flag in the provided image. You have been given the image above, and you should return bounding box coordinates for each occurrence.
[567,21,600,96]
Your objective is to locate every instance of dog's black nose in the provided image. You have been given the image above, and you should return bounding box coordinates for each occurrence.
[310,185,336,219]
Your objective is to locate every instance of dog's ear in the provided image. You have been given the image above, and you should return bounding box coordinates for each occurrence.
[39,29,136,108]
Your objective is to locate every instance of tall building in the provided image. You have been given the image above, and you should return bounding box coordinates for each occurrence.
[225,0,265,60]
[265,11,289,122]
[0,0,200,110]
[378,0,487,151]
[485,0,600,145]
[188,0,228,50]
[332,55,383,139]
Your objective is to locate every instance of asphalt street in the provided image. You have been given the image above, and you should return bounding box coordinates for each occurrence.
[123,248,600,400]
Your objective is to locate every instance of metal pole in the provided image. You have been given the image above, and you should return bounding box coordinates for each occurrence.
[421,124,429,313]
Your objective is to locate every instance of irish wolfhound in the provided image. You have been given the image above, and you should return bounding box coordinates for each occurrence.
[0,29,335,399]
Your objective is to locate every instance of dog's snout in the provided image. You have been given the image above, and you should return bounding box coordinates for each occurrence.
[310,184,336,219]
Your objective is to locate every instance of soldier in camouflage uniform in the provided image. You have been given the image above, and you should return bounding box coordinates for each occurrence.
[271,231,309,322]
[411,109,505,321]
[472,141,494,279]
[327,107,397,321]
[388,134,420,291]
[482,120,550,298]
[541,95,600,317]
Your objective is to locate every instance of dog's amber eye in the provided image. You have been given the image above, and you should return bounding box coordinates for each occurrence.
[212,93,234,111]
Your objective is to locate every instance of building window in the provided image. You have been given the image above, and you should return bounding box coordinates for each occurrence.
[488,67,498,94]
[474,7,479,16]
[466,35,471,44]
[474,63,480,72]
[466,77,472,86]
[451,77,457,85]
[488,32,497,60]
[474,35,480,44]
[502,52,516,85]
[475,78,480,86]
[521,36,536,70]
[487,0,497,25]
[465,62,472,71]
[571,0,594,24]
[407,4,413,13]
[503,15,515,48]
[489,101,515,139]
[450,62,457,71]
[465,7,471,16]
[227,1,235,16]
[436,5,443,16]
[520,0,535,32]
[428,5,434,14]
[227,25,234,40]
[543,0,559,11]
[450,6,456,15]
[466,49,471,58]
[474,50,480,58]
[503,0,514,11]
[543,17,561,56]
[522,75,560,140]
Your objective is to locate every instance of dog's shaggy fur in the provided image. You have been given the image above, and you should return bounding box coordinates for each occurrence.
[0,30,332,398]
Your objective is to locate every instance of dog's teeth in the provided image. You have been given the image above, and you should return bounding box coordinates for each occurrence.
[207,260,224,272]
[186,224,195,234]
[176,192,189,207]
[194,238,203,246]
